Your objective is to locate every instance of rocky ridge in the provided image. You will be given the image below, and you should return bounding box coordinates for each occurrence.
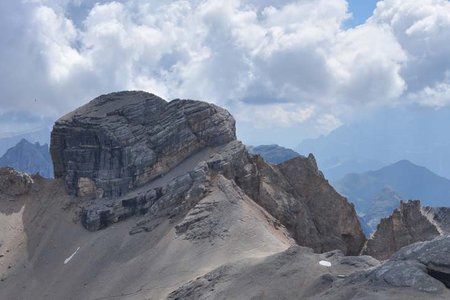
[51,91,365,255]
[2,91,450,299]
[362,200,450,260]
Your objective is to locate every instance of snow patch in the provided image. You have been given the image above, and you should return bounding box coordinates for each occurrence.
[319,260,332,267]
[64,247,80,264]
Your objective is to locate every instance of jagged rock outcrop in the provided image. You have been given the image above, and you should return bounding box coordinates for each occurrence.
[50,91,235,198]
[0,139,53,178]
[0,167,33,196]
[362,200,450,260]
[50,91,365,255]
[247,153,366,255]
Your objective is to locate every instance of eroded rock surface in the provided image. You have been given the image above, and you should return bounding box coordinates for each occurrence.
[51,91,365,255]
[51,91,235,198]
[0,167,33,196]
[362,200,450,260]
[319,236,450,299]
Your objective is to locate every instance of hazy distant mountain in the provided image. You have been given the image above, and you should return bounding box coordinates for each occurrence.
[315,157,386,182]
[298,106,450,180]
[333,160,450,235]
[0,138,53,177]
[0,127,51,157]
[360,188,404,235]
[248,144,301,164]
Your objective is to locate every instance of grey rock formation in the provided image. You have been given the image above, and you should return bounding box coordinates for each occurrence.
[248,144,301,164]
[80,139,365,254]
[0,167,33,196]
[52,91,365,255]
[51,91,235,198]
[248,153,366,255]
[6,91,449,300]
[0,139,53,178]
[362,200,450,260]
[320,236,450,299]
[167,246,381,300]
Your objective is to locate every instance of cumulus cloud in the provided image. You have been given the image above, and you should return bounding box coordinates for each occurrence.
[0,0,449,143]
[372,0,450,92]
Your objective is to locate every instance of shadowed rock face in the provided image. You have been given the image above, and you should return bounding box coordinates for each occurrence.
[50,91,236,198]
[242,153,366,255]
[362,200,450,260]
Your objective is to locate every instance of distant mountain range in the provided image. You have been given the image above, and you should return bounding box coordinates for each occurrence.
[0,127,50,157]
[334,160,450,235]
[248,144,301,164]
[298,106,450,181]
[359,188,403,235]
[0,138,53,178]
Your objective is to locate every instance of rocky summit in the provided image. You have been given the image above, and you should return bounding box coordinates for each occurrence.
[1,91,449,300]
[51,91,364,254]
[51,91,235,198]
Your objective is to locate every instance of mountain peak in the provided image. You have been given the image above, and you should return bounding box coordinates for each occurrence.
[0,138,52,177]
[51,91,236,197]
[248,144,301,164]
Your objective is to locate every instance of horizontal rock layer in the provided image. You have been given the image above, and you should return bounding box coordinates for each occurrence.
[81,139,366,255]
[50,91,235,198]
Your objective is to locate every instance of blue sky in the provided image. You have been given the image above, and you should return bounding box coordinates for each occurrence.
[346,0,379,26]
[1,0,450,147]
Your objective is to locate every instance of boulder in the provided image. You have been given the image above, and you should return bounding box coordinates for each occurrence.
[0,167,33,196]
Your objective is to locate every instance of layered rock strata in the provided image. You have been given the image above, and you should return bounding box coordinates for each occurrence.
[51,91,235,198]
[51,91,365,255]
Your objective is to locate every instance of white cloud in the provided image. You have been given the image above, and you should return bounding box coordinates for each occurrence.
[32,6,84,81]
[235,103,316,128]
[408,74,450,108]
[0,0,449,143]
[371,0,450,95]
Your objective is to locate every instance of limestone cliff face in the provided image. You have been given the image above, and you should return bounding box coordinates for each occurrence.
[362,200,450,260]
[51,91,236,198]
[50,91,365,255]
[233,152,366,255]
